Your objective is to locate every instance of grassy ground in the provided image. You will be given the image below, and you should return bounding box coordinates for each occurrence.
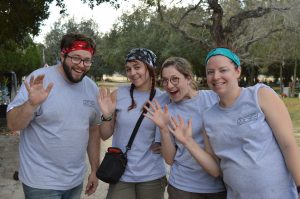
[282,98,300,145]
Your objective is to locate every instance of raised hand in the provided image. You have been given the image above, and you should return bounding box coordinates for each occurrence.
[144,99,170,130]
[98,87,116,117]
[24,75,53,108]
[168,115,193,146]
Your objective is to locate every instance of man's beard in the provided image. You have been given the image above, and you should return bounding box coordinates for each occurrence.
[62,60,86,83]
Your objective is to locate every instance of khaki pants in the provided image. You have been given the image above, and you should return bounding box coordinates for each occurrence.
[167,184,226,199]
[106,177,167,199]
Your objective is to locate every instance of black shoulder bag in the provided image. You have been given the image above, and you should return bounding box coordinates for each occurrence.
[96,90,156,184]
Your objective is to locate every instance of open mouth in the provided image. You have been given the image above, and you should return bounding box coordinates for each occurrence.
[73,68,84,75]
[169,90,179,97]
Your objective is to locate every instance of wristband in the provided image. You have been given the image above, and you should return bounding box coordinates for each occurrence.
[101,114,113,121]
[297,186,300,193]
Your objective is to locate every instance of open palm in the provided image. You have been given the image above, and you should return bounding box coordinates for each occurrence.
[24,75,53,107]
[168,115,193,146]
[98,87,116,116]
[144,99,170,130]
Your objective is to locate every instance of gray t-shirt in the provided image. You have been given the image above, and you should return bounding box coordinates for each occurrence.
[112,85,167,182]
[7,65,101,190]
[167,90,225,193]
[203,84,297,199]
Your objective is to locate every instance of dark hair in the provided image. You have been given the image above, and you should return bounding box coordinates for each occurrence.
[60,33,96,54]
[128,62,156,111]
[161,57,197,90]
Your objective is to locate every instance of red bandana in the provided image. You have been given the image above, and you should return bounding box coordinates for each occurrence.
[61,41,94,55]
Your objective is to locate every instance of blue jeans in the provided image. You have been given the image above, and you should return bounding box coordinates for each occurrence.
[22,183,83,199]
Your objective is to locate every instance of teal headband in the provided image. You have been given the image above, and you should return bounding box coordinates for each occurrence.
[205,48,240,67]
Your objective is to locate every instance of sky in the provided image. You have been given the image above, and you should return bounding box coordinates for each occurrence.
[33,0,196,44]
[33,0,138,43]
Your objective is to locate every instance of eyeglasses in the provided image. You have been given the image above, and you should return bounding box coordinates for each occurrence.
[66,55,93,67]
[161,76,180,87]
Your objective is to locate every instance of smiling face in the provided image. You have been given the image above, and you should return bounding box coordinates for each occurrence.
[206,55,241,97]
[161,65,194,102]
[125,60,152,91]
[60,50,92,83]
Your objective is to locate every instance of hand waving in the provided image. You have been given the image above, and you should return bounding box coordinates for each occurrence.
[144,99,170,130]
[168,115,193,146]
[98,87,116,117]
[24,75,53,108]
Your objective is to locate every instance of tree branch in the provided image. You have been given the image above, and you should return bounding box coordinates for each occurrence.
[224,6,290,34]
[168,22,209,49]
[243,28,283,51]
[189,22,211,30]
[177,0,203,26]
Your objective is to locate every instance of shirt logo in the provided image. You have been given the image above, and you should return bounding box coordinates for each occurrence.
[83,100,95,108]
[237,112,258,125]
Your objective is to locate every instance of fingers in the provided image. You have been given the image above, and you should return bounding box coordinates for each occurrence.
[153,99,162,110]
[169,116,178,129]
[144,100,159,117]
[164,104,169,114]
[150,142,161,154]
[170,115,190,130]
[178,115,184,126]
[33,75,45,85]
[99,87,106,99]
[45,82,54,94]
[143,105,152,114]
[168,125,175,135]
[85,176,98,196]
[100,87,112,100]
[187,117,192,128]
[26,74,52,93]
[143,112,152,120]
[106,87,111,95]
[147,100,157,110]
[29,75,34,87]
[24,81,30,92]
[85,183,95,196]
[98,87,102,99]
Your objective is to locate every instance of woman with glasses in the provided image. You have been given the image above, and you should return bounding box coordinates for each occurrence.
[144,57,226,199]
[166,48,300,199]
[98,48,168,199]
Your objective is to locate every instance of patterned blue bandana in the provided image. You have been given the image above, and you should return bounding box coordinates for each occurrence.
[205,48,240,67]
[125,48,157,68]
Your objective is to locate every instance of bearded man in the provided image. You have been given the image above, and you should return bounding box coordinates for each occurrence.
[7,33,101,199]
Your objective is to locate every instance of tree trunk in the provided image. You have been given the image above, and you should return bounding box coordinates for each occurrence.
[280,60,284,94]
[291,59,297,97]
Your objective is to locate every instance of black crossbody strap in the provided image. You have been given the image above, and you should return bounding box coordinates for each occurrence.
[125,89,156,154]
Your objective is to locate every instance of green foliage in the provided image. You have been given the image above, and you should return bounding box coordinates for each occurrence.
[99,6,208,77]
[0,0,52,45]
[3,0,298,82]
[0,37,42,80]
